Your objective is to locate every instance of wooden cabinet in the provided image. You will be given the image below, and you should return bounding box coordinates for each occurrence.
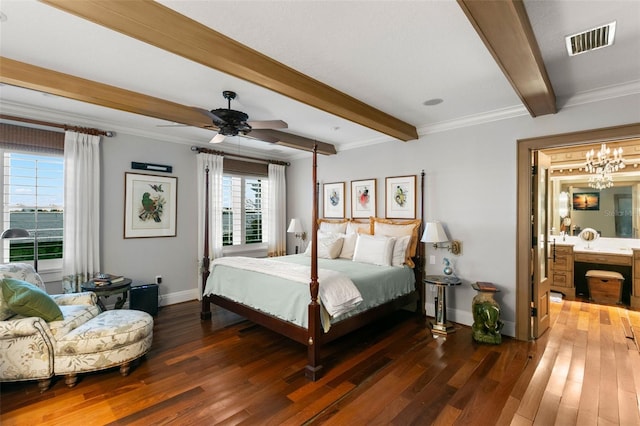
[550,244,574,299]
[574,252,632,266]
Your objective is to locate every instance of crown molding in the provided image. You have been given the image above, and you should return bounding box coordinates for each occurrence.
[416,79,640,137]
[559,80,640,109]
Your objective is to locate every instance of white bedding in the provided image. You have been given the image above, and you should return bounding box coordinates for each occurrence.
[204,255,415,332]
[210,257,363,317]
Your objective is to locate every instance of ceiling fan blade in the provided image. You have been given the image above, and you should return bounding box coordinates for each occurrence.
[245,129,280,144]
[248,129,336,155]
[247,120,288,130]
[193,107,226,125]
[209,133,226,144]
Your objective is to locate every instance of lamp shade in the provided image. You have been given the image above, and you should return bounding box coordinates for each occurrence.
[420,221,449,243]
[287,218,304,233]
[1,228,30,239]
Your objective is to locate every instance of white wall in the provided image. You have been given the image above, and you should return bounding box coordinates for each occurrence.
[286,93,640,336]
[90,93,638,329]
[100,136,199,306]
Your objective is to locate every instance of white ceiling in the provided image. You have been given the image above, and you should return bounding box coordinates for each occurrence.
[1,0,639,160]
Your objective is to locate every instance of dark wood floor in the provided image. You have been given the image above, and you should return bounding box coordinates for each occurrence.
[1,298,639,425]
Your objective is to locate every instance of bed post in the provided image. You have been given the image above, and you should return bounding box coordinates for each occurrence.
[201,166,212,320]
[417,170,426,316]
[306,144,323,380]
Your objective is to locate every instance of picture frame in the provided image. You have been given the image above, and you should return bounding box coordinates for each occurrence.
[385,175,416,219]
[323,182,345,218]
[124,172,177,238]
[351,178,377,218]
[572,192,600,211]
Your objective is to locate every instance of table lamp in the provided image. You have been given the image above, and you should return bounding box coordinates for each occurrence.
[420,221,461,255]
[1,228,37,271]
[287,218,306,254]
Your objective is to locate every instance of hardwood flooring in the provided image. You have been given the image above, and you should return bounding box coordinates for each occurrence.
[1,298,639,425]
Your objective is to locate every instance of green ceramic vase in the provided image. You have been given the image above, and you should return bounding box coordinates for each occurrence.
[472,290,504,344]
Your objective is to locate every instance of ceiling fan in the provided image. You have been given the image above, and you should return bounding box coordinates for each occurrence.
[150,86,335,154]
[194,90,287,144]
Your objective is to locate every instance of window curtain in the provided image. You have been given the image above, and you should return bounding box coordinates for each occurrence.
[266,163,286,257]
[197,153,223,298]
[62,131,100,293]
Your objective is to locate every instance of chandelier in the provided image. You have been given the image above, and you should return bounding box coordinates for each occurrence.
[585,143,625,190]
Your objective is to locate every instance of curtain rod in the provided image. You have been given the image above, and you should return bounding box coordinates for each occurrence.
[0,114,114,137]
[190,146,290,166]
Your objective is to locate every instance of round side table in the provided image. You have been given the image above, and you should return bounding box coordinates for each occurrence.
[423,275,462,336]
[81,278,132,311]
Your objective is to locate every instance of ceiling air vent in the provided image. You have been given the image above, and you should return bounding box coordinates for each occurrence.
[565,21,616,56]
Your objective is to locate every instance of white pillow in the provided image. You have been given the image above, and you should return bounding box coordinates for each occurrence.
[372,219,420,267]
[304,232,344,259]
[319,221,348,234]
[352,234,396,266]
[346,220,370,235]
[339,233,358,259]
[391,235,412,267]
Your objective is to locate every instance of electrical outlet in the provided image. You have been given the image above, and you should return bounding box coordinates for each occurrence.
[155,275,162,285]
[429,255,436,265]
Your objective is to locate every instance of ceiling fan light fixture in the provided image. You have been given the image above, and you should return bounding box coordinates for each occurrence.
[210,133,226,144]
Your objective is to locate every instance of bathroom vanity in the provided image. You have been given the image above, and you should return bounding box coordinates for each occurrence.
[549,238,640,308]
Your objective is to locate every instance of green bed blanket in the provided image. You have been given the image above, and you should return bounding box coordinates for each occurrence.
[204,254,415,329]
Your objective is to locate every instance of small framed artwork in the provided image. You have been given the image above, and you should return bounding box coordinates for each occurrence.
[572,192,600,211]
[351,178,376,218]
[124,172,177,238]
[386,175,416,219]
[323,182,345,218]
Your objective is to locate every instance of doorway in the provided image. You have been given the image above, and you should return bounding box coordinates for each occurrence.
[515,123,640,341]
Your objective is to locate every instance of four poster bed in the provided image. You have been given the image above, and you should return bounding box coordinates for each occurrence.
[200,147,425,380]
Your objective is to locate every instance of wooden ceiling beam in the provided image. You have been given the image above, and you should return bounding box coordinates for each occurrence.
[0,57,337,155]
[0,57,212,127]
[457,0,557,117]
[40,0,418,142]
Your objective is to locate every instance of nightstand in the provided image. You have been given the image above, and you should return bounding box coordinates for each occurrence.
[424,275,462,336]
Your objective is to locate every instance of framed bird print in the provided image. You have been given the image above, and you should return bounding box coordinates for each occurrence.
[351,178,376,218]
[385,175,416,219]
[323,182,345,218]
[124,172,177,238]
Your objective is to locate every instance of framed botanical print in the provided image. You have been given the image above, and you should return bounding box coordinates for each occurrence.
[124,172,177,238]
[323,182,345,218]
[385,175,416,219]
[351,178,376,218]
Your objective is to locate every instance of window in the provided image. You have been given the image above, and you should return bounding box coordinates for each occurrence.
[222,174,266,248]
[1,151,64,269]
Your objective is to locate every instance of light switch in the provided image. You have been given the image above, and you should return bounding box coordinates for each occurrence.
[429,255,436,264]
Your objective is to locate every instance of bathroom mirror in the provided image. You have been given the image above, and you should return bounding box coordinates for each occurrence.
[545,140,640,239]
[550,179,639,238]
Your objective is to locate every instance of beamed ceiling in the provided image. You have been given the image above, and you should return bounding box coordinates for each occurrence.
[0,0,638,159]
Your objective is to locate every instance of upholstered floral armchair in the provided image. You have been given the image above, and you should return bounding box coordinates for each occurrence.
[1,262,154,391]
[0,263,100,391]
